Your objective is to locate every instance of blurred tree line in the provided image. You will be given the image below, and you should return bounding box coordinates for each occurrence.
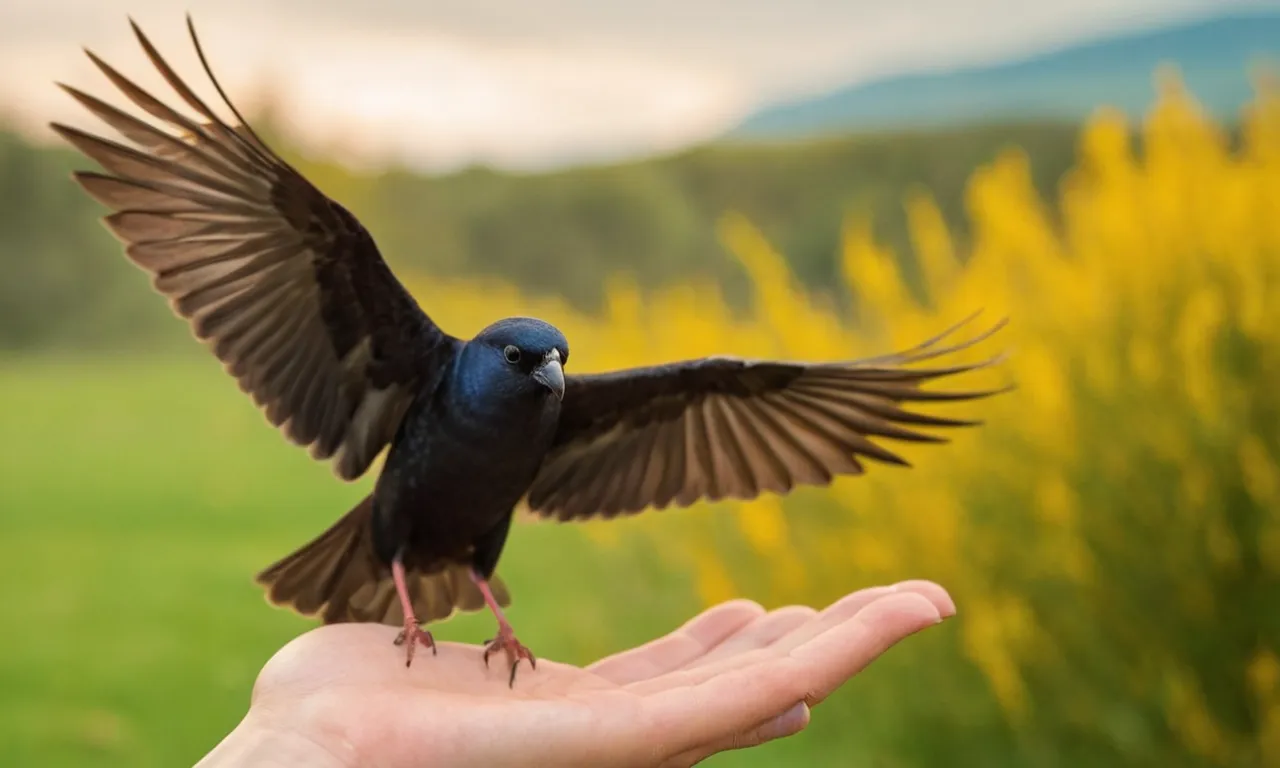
[0,118,1079,352]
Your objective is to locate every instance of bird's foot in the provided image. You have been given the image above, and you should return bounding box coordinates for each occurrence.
[390,551,435,667]
[483,621,536,687]
[393,620,436,667]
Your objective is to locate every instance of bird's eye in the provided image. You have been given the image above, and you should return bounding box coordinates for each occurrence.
[503,345,522,364]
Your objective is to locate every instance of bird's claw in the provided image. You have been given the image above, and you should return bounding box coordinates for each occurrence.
[393,621,436,667]
[482,623,536,687]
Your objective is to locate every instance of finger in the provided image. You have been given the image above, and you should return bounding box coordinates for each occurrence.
[771,580,953,654]
[622,585,925,695]
[587,599,766,685]
[662,701,810,767]
[594,582,952,687]
[629,590,942,697]
[889,580,956,618]
[789,591,943,706]
[677,606,816,670]
[641,592,942,759]
[638,584,898,691]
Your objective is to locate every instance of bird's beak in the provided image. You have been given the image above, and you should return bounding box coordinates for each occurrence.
[533,357,565,401]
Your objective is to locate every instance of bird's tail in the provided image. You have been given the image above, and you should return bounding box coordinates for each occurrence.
[255,495,510,626]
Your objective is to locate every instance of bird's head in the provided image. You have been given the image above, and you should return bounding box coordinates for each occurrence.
[468,317,570,401]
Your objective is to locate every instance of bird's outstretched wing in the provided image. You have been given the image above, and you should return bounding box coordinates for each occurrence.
[51,17,457,481]
[526,315,1009,520]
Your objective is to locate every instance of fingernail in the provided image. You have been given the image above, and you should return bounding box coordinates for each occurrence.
[762,702,810,741]
[862,592,943,627]
[891,580,956,619]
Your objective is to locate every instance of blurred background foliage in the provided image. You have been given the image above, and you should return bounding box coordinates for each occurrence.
[1,66,1277,767]
[0,114,1079,351]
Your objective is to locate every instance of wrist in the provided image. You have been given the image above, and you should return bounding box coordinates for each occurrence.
[196,708,352,768]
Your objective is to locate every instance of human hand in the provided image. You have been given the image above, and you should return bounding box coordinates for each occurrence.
[198,581,954,768]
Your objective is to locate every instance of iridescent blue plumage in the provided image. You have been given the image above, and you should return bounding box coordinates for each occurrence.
[372,317,569,575]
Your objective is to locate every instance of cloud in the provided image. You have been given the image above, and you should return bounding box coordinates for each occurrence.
[0,0,1267,170]
[2,2,742,170]
[257,25,744,169]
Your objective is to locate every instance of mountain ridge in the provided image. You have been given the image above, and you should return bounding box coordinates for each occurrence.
[733,9,1280,139]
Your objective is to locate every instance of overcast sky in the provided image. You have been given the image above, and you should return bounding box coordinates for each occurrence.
[1,0,1274,170]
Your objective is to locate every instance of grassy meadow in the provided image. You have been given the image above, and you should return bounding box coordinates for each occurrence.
[0,358,711,765]
[2,72,1279,766]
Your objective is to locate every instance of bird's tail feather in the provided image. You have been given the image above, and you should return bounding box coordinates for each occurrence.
[255,495,510,626]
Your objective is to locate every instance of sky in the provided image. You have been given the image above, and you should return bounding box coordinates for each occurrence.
[1,0,1275,171]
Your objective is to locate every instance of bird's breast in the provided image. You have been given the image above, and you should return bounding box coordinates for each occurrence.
[373,390,559,556]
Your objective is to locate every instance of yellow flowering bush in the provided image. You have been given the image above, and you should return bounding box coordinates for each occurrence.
[402,71,1279,765]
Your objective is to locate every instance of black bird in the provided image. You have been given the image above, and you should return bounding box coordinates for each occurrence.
[53,18,1007,685]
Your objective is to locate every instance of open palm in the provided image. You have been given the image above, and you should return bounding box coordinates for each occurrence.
[200,581,954,768]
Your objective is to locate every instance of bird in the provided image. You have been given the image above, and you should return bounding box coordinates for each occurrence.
[52,16,1008,686]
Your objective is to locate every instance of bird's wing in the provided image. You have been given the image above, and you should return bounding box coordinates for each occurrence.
[525,315,1009,520]
[52,18,458,481]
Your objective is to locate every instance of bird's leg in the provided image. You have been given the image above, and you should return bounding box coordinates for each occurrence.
[390,551,436,666]
[469,569,536,687]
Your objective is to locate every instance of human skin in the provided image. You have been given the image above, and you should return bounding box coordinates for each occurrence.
[197,580,955,768]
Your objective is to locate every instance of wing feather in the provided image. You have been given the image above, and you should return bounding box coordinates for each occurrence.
[526,315,1010,520]
[54,17,457,480]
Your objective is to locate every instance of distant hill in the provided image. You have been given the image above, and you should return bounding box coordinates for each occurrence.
[734,10,1280,139]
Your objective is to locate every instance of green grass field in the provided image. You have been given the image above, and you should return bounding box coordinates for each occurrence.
[0,356,931,766]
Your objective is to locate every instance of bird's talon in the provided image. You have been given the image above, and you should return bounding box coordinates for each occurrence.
[394,621,435,667]
[483,623,535,687]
